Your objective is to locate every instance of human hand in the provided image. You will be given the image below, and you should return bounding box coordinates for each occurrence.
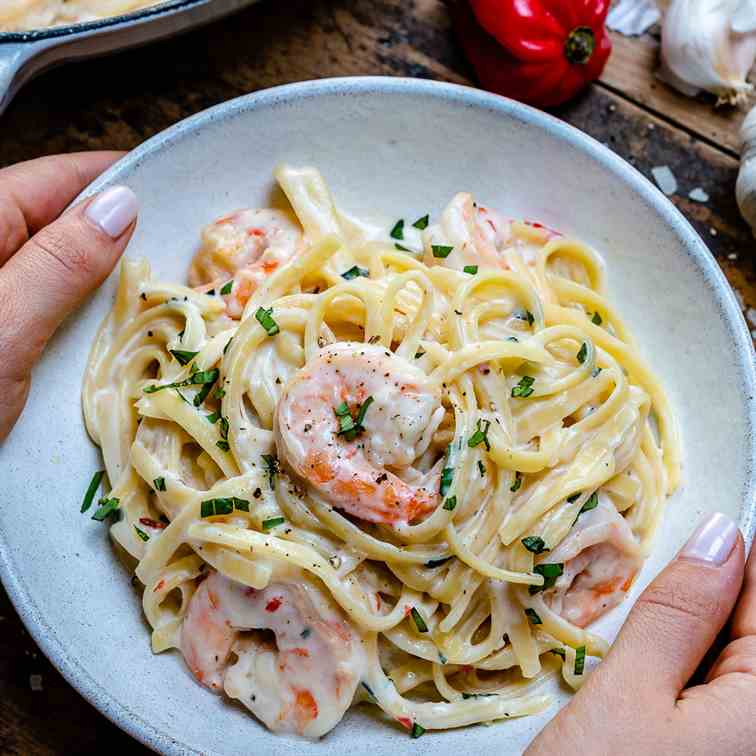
[527,512,755,756]
[0,152,138,443]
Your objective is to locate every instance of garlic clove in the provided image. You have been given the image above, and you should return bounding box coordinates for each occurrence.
[661,0,756,105]
[736,105,756,237]
[731,0,756,33]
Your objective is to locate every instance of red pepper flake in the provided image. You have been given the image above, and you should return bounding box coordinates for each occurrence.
[291,647,310,657]
[293,690,318,728]
[265,597,283,612]
[403,605,412,617]
[139,517,166,530]
[153,579,165,593]
[397,716,412,730]
[248,228,265,237]
[244,587,257,597]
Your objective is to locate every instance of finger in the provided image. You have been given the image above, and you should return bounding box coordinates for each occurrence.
[0,185,138,437]
[598,512,744,699]
[731,536,756,639]
[0,151,124,266]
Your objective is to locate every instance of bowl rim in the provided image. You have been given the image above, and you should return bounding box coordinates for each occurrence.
[1,75,754,755]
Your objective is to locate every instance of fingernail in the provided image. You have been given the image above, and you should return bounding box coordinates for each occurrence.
[85,185,138,239]
[679,512,738,566]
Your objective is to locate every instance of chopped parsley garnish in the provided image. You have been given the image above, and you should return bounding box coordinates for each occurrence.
[438,651,447,664]
[300,627,311,639]
[550,647,566,660]
[92,497,120,522]
[467,419,491,451]
[514,308,535,326]
[529,563,564,595]
[223,338,233,355]
[216,440,230,452]
[439,464,454,497]
[355,396,374,426]
[200,497,249,517]
[524,608,542,625]
[574,645,586,675]
[193,369,221,407]
[262,516,285,531]
[390,219,405,240]
[478,460,486,477]
[410,607,428,633]
[443,496,457,511]
[206,411,220,424]
[463,265,478,274]
[220,280,233,295]
[521,536,549,554]
[143,367,219,399]
[213,386,226,400]
[410,723,425,739]
[81,470,104,513]
[431,244,453,258]
[169,349,199,366]
[510,472,522,492]
[574,492,599,524]
[394,243,413,252]
[361,681,375,700]
[219,416,230,441]
[592,366,602,378]
[414,348,425,359]
[592,311,603,326]
[334,397,374,442]
[134,525,150,542]
[255,307,280,336]
[576,342,588,364]
[341,265,369,281]
[412,214,429,230]
[262,454,279,488]
[507,336,519,342]
[153,477,166,492]
[511,375,535,398]
[567,492,582,503]
[426,556,451,568]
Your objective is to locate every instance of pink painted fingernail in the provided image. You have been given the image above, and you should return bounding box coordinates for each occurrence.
[679,512,738,566]
[85,186,138,239]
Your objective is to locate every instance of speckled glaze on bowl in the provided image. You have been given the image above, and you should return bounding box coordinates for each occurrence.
[0,78,754,756]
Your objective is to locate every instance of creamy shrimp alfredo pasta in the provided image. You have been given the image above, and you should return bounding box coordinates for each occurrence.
[82,165,680,738]
[0,0,162,31]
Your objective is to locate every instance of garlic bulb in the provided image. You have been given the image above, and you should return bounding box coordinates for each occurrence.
[660,0,756,104]
[736,105,756,236]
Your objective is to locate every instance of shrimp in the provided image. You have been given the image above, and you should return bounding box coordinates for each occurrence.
[543,496,643,628]
[189,208,303,318]
[180,569,367,738]
[426,192,511,272]
[275,342,445,526]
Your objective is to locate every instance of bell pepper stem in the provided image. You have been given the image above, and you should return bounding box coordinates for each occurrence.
[564,26,595,65]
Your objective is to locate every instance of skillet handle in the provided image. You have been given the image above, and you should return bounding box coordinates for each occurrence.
[0,42,35,116]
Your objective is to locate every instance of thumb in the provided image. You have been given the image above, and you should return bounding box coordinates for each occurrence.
[600,512,744,700]
[0,185,137,440]
[0,185,138,378]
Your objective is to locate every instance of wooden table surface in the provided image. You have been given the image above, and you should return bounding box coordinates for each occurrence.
[1,1,754,753]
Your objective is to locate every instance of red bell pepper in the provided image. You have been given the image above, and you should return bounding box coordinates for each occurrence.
[453,0,612,108]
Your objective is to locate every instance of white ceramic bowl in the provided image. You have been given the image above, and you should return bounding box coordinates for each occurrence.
[1,78,754,756]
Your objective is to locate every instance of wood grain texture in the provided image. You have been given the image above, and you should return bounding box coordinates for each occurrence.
[0,0,753,752]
